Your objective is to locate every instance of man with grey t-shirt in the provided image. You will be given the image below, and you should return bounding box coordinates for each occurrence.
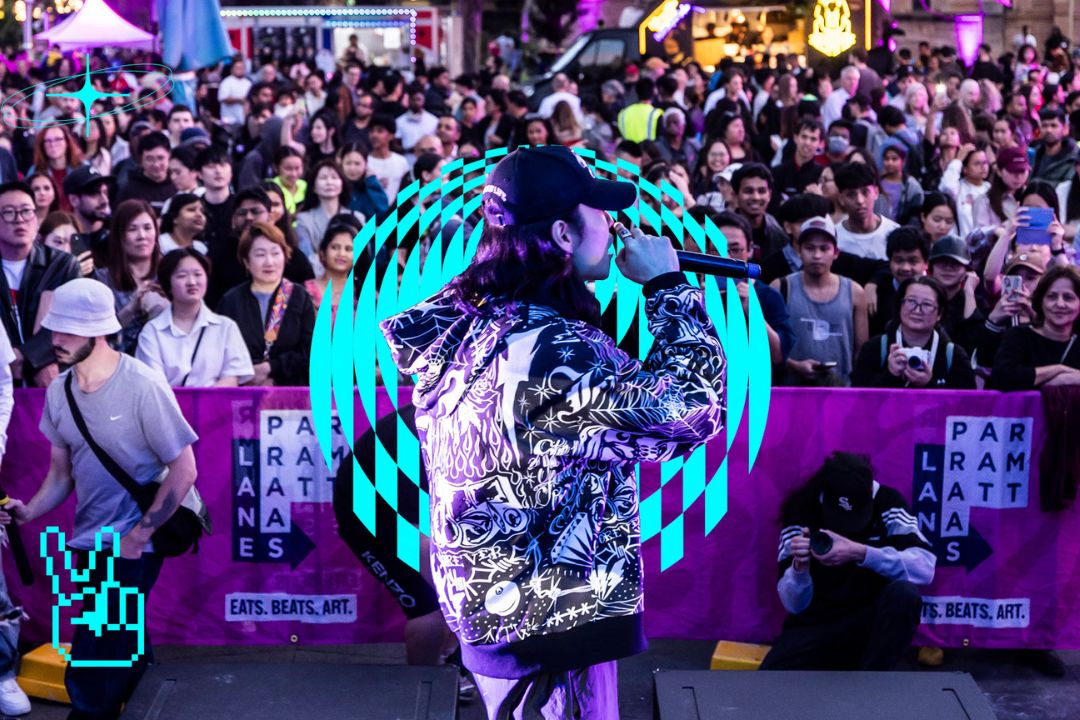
[3,278,198,720]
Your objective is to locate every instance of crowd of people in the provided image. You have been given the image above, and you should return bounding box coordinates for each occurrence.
[0,35,1074,395]
[0,25,1071,718]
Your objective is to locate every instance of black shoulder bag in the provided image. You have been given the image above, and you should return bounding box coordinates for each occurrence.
[64,373,211,557]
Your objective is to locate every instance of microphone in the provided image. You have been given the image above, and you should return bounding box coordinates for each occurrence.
[676,251,761,280]
[612,222,761,280]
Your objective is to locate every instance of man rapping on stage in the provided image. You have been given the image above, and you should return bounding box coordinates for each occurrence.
[380,145,726,719]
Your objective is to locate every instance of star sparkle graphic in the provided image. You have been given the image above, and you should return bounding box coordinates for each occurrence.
[46,53,130,137]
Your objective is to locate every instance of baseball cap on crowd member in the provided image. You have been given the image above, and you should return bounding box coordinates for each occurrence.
[179,127,211,148]
[1004,252,1047,276]
[717,162,743,185]
[818,452,877,536]
[996,145,1031,174]
[928,235,971,266]
[481,145,636,227]
[41,278,121,337]
[798,215,838,245]
[128,120,153,138]
[62,165,116,198]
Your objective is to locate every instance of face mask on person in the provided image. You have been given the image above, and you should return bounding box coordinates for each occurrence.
[827,136,850,155]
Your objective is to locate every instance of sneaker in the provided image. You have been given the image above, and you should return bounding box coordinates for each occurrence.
[0,677,30,716]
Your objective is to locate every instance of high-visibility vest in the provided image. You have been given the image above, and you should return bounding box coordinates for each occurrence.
[617,103,661,143]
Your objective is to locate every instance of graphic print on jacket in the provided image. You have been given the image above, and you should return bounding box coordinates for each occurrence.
[380,279,726,648]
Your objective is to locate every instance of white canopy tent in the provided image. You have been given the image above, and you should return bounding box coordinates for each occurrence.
[35,0,155,50]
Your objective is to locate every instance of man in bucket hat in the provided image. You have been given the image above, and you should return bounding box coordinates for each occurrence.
[1,278,199,719]
[762,452,936,671]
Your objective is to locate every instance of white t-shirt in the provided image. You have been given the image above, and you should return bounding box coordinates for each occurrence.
[0,329,14,460]
[395,111,439,152]
[2,258,27,293]
[367,153,410,203]
[158,233,208,257]
[835,216,900,261]
[218,76,253,127]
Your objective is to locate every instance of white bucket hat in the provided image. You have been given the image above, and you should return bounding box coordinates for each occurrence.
[41,279,122,337]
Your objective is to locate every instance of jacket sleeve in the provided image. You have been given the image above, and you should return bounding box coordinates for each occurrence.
[268,290,315,386]
[940,158,962,197]
[860,490,936,585]
[510,274,726,464]
[850,335,899,388]
[22,252,81,374]
[365,175,390,218]
[990,327,1037,391]
[945,344,977,389]
[776,524,813,614]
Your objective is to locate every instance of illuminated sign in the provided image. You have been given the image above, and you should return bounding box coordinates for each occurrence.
[644,0,692,42]
[807,0,857,58]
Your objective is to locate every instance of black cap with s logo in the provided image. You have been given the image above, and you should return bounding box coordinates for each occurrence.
[481,145,637,227]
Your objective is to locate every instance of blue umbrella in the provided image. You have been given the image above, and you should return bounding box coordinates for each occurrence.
[157,0,233,72]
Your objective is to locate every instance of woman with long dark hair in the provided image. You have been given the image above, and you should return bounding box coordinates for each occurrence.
[304,110,341,170]
[991,265,1080,389]
[28,172,59,223]
[982,180,1070,296]
[337,143,390,221]
[690,137,730,199]
[159,193,209,255]
[260,181,317,284]
[29,125,85,211]
[93,199,168,354]
[294,159,364,274]
[971,146,1030,241]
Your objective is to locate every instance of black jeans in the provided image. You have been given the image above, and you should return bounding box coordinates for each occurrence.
[760,580,923,671]
[64,550,164,720]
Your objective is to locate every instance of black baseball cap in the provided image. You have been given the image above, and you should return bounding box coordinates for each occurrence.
[482,145,636,226]
[63,165,115,197]
[819,453,876,535]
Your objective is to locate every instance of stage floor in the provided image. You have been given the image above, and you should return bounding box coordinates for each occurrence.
[17,641,1080,720]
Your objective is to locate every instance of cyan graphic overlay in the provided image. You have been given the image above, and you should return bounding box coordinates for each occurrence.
[2,53,173,138]
[41,527,145,667]
[309,147,773,572]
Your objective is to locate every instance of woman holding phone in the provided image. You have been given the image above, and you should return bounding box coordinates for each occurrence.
[982,181,1070,297]
[990,265,1080,390]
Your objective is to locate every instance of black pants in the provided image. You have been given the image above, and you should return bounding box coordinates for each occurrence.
[760,580,923,671]
[65,551,164,720]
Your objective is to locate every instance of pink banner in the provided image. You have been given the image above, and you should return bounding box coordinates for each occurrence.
[2,387,1077,649]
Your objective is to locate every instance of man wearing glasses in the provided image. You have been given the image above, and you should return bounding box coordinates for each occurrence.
[0,181,81,387]
[205,186,273,309]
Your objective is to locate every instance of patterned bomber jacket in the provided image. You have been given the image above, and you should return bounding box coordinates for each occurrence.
[380,273,726,677]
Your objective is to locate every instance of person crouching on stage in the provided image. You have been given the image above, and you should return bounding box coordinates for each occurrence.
[379,145,726,718]
[761,452,936,671]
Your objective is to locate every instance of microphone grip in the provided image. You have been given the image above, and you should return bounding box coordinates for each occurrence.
[676,251,762,280]
[0,491,32,585]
